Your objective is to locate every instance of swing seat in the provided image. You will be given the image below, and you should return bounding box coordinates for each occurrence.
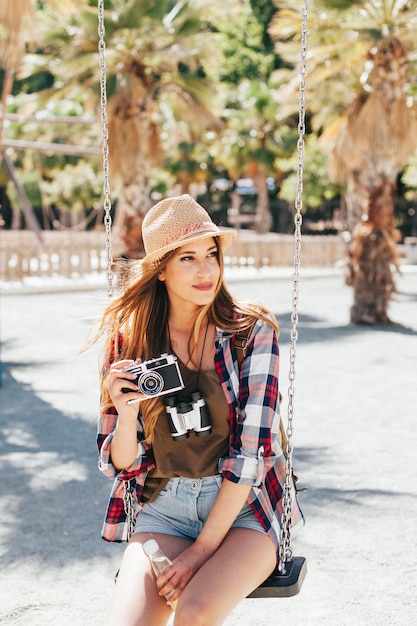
[247,556,307,598]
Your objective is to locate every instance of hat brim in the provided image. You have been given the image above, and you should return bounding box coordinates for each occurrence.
[142,228,237,267]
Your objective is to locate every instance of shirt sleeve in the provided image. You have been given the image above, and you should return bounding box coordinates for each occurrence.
[97,407,152,480]
[96,338,154,480]
[219,321,281,487]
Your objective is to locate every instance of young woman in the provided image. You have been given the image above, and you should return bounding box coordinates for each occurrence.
[96,194,304,625]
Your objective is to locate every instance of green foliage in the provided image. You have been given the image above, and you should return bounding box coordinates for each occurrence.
[6,0,415,231]
[40,161,103,213]
[214,78,296,181]
[215,2,276,84]
[0,69,54,95]
[249,0,279,57]
[319,0,359,8]
[278,135,340,210]
[402,158,417,199]
[6,171,42,210]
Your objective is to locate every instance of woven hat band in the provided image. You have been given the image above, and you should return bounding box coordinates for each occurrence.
[159,221,217,249]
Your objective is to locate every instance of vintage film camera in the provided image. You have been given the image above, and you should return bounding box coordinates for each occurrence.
[122,353,184,398]
[164,392,212,441]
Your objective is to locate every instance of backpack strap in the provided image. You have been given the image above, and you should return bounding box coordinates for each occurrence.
[235,327,252,365]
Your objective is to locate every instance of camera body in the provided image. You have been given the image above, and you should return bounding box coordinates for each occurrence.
[165,391,212,441]
[122,354,184,398]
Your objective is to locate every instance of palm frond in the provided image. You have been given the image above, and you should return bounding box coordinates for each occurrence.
[0,0,35,71]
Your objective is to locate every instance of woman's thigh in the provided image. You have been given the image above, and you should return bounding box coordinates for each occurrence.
[109,532,193,626]
[174,528,276,626]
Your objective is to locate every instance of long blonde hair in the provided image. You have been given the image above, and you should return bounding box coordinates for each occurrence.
[95,240,278,442]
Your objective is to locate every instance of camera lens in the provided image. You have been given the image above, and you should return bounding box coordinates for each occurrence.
[138,371,164,395]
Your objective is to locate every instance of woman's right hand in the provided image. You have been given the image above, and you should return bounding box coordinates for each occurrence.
[108,359,144,416]
[107,359,148,470]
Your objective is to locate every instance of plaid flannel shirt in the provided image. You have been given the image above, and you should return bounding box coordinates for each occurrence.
[97,319,304,556]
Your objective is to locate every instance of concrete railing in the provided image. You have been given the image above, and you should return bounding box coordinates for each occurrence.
[0,230,348,282]
[404,237,417,263]
[224,231,346,269]
[1,230,110,282]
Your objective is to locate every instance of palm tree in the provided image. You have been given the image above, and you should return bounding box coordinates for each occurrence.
[331,31,416,323]
[0,0,43,235]
[215,79,294,233]
[0,0,34,147]
[31,0,223,256]
[346,181,401,324]
[270,0,417,324]
[210,0,286,232]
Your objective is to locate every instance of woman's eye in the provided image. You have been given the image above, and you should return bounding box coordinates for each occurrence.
[178,251,217,262]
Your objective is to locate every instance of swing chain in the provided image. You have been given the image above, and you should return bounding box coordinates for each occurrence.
[279,0,308,572]
[98,0,113,299]
[97,0,307,571]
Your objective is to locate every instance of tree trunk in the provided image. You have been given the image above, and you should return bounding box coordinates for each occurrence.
[253,170,272,234]
[347,183,400,324]
[0,71,14,151]
[2,150,43,241]
[109,104,150,234]
[344,176,369,232]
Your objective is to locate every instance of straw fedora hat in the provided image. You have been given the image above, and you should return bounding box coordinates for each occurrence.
[141,194,237,266]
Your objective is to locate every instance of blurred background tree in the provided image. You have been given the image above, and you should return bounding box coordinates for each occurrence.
[270,0,417,323]
[1,0,416,322]
[0,0,40,233]
[0,0,34,146]
[25,0,226,258]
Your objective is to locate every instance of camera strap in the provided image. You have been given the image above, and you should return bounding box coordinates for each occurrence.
[168,321,209,393]
[195,321,209,391]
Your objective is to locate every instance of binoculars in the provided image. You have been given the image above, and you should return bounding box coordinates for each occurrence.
[165,391,212,441]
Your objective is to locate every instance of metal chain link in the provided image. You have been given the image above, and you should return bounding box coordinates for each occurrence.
[97,0,113,298]
[278,0,308,572]
[123,480,136,541]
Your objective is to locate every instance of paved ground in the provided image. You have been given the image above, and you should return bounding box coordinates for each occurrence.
[1,265,417,625]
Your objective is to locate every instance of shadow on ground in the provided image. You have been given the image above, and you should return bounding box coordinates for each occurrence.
[0,362,110,567]
[276,312,417,344]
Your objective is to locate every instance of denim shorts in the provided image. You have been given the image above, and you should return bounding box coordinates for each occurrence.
[134,475,266,540]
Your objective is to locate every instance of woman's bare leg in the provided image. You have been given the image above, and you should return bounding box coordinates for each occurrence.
[108,532,193,626]
[174,528,276,626]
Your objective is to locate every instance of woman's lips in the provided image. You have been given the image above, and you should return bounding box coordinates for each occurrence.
[193,283,214,291]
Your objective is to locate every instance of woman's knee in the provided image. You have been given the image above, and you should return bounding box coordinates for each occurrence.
[174,595,220,626]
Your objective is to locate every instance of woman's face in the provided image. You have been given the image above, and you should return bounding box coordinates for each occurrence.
[158,237,221,312]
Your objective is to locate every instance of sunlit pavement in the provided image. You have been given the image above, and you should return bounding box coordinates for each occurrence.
[1,266,416,625]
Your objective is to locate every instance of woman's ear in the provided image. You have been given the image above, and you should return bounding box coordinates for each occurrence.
[158,271,165,282]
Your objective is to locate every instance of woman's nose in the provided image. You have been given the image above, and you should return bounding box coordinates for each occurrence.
[196,259,211,275]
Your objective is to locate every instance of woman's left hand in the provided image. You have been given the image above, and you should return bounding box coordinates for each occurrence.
[156,542,214,604]
[157,480,252,603]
